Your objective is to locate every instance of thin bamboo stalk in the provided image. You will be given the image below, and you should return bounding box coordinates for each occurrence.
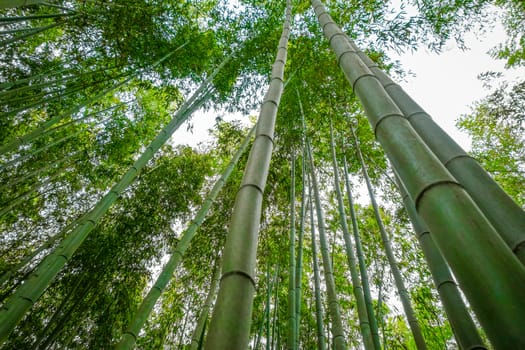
[306,136,347,350]
[309,191,327,350]
[311,1,525,346]
[0,57,224,342]
[115,125,254,349]
[287,155,297,350]
[329,121,374,350]
[352,128,427,350]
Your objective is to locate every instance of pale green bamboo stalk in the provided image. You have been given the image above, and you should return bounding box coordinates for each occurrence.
[203,1,291,348]
[115,125,254,349]
[287,155,297,350]
[271,266,280,350]
[0,58,223,342]
[294,150,306,349]
[394,173,487,350]
[306,136,347,350]
[342,155,381,349]
[350,42,525,265]
[189,261,221,350]
[329,121,374,350]
[0,45,187,156]
[312,1,525,347]
[0,12,75,22]
[352,128,427,350]
[309,191,327,350]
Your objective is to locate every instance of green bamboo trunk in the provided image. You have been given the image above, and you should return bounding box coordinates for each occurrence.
[353,129,427,350]
[203,2,291,348]
[115,126,254,349]
[329,122,374,350]
[189,261,221,350]
[312,1,525,347]
[287,156,297,350]
[309,193,327,350]
[342,156,381,349]
[0,60,221,343]
[306,137,347,350]
[351,43,525,265]
[394,174,487,350]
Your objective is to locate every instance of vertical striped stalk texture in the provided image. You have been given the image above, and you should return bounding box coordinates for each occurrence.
[306,136,347,350]
[342,155,381,350]
[311,0,525,347]
[115,126,255,349]
[294,150,306,349]
[189,259,222,350]
[329,121,374,350]
[351,43,525,265]
[287,155,297,350]
[394,173,487,350]
[0,57,225,344]
[308,191,327,350]
[203,1,292,348]
[352,129,427,350]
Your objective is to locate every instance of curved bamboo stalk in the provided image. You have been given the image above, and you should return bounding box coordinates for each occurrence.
[203,1,291,348]
[329,121,374,350]
[311,0,525,347]
[115,124,254,349]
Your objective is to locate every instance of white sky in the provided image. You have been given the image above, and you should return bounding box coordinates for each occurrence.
[172,17,524,152]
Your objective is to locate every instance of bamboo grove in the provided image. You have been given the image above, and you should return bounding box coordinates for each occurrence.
[1,0,524,349]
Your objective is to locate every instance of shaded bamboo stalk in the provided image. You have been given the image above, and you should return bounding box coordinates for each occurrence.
[0,56,225,343]
[352,128,427,350]
[204,1,292,348]
[342,155,381,349]
[394,173,487,350]
[349,42,525,265]
[189,260,222,350]
[306,136,347,350]
[329,121,374,350]
[287,155,297,350]
[115,125,254,349]
[311,0,525,347]
[308,190,327,350]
